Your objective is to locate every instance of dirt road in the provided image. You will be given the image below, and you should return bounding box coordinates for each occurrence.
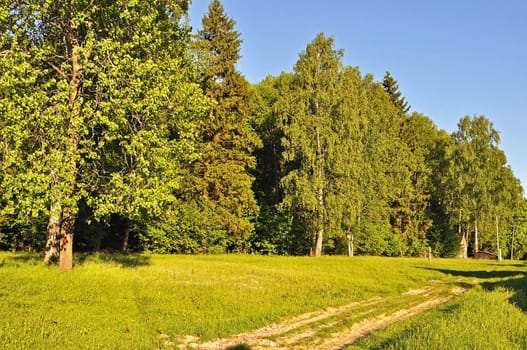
[183,281,467,350]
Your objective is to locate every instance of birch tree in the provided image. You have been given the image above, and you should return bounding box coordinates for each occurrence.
[450,115,502,255]
[281,33,342,256]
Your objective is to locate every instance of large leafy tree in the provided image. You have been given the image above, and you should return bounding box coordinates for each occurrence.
[425,127,461,257]
[357,74,412,255]
[325,66,364,255]
[328,68,394,256]
[86,2,208,253]
[0,0,206,269]
[510,198,527,259]
[448,115,520,255]
[280,33,343,256]
[195,0,261,251]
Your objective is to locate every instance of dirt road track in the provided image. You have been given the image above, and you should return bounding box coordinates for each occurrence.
[184,283,467,350]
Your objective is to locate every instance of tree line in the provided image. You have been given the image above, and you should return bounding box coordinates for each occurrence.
[1,0,526,269]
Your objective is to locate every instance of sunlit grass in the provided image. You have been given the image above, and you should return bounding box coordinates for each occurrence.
[0,252,525,349]
[349,265,527,350]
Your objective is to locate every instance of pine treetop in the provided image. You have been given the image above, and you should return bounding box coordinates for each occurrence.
[382,71,410,114]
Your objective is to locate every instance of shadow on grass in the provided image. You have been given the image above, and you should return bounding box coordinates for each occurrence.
[482,274,527,312]
[0,253,43,267]
[0,252,151,268]
[421,267,523,279]
[421,266,527,313]
[226,344,251,350]
[75,252,151,268]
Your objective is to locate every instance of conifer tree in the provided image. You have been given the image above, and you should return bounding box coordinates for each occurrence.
[382,71,410,114]
[358,74,411,255]
[252,73,294,254]
[195,0,261,251]
[382,72,432,255]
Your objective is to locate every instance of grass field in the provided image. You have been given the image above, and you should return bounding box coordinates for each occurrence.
[0,253,526,349]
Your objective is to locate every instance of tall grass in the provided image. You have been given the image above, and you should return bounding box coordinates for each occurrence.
[0,252,525,349]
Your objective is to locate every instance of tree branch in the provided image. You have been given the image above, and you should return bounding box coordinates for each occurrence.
[47,62,70,80]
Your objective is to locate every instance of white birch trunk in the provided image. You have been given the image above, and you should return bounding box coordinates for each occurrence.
[43,200,62,265]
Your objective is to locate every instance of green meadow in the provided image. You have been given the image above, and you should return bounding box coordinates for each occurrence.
[0,253,526,349]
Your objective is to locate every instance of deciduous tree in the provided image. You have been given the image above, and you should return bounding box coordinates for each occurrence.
[0,0,205,269]
[280,33,343,256]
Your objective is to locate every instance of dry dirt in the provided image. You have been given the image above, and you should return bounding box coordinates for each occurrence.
[181,283,468,350]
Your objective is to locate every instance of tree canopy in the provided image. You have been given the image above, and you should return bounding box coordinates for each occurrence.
[0,0,524,264]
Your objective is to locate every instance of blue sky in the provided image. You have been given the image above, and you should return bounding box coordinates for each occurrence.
[189,0,527,191]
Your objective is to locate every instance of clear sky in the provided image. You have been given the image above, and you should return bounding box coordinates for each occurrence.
[189,0,527,192]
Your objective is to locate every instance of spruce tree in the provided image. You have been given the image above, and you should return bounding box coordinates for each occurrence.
[382,71,433,255]
[382,71,410,114]
[252,73,294,254]
[195,0,261,251]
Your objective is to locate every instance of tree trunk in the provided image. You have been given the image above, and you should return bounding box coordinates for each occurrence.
[495,215,501,262]
[311,122,324,257]
[474,220,479,255]
[58,209,76,271]
[53,29,90,269]
[312,229,323,256]
[458,225,468,259]
[121,219,130,253]
[44,200,62,265]
[460,233,468,259]
[311,217,323,257]
[347,233,354,257]
[511,224,516,260]
[458,211,468,258]
[312,187,324,257]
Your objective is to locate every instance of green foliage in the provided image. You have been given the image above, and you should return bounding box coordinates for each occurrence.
[447,115,522,255]
[510,199,527,259]
[426,129,460,257]
[139,201,229,254]
[0,0,208,258]
[251,73,294,254]
[280,33,344,256]
[194,0,261,249]
[0,3,524,259]
[277,39,431,256]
